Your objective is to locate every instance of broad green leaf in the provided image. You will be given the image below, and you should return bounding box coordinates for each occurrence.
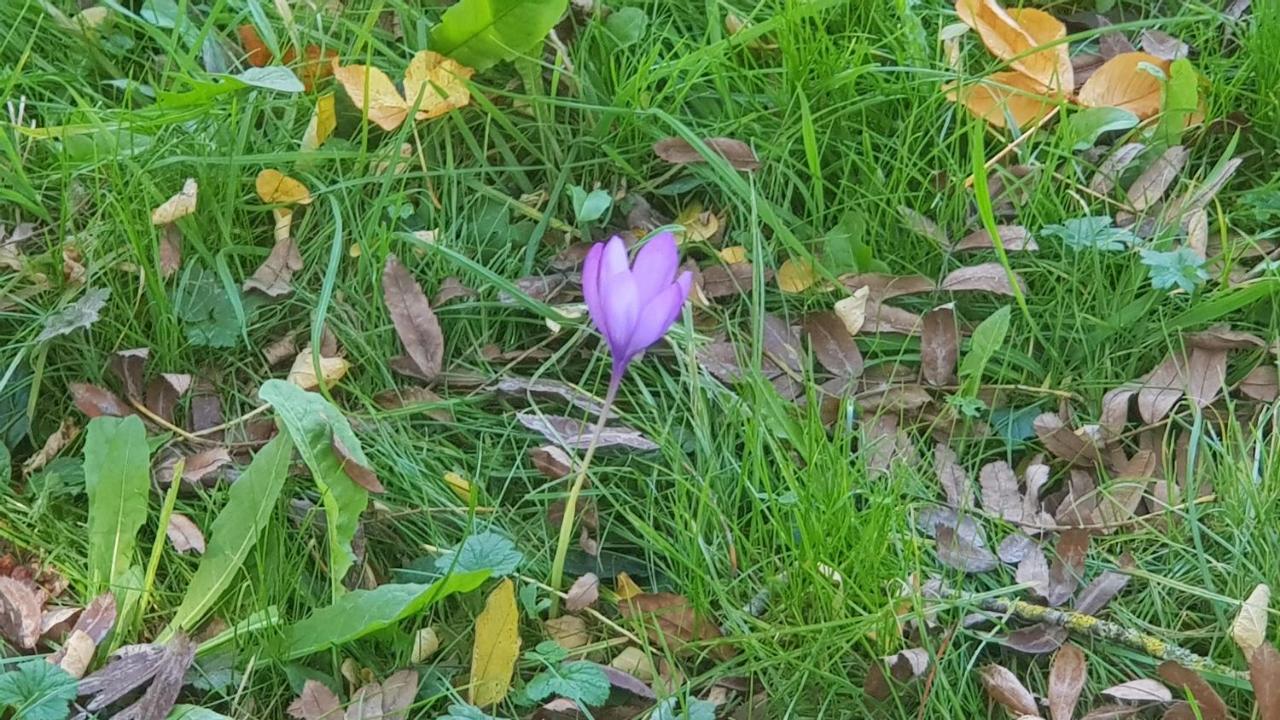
[1156,58,1198,148]
[429,0,569,71]
[1039,216,1135,252]
[439,705,499,720]
[435,531,523,577]
[958,306,1012,393]
[84,415,151,592]
[1140,248,1209,294]
[231,66,304,93]
[652,697,717,720]
[0,443,10,490]
[569,185,612,224]
[168,705,234,720]
[163,433,294,638]
[281,570,489,659]
[1064,107,1138,151]
[0,660,78,720]
[260,379,369,593]
[603,7,648,47]
[524,661,610,705]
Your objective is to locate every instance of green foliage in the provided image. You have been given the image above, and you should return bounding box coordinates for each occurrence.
[1064,107,1138,151]
[429,0,570,71]
[569,185,612,224]
[1241,188,1280,223]
[958,305,1012,395]
[259,379,370,595]
[0,442,10,490]
[526,640,570,664]
[437,705,499,720]
[1156,59,1199,148]
[84,415,151,592]
[1039,216,1136,252]
[168,706,234,719]
[604,7,648,47]
[0,660,78,720]
[37,287,109,343]
[163,433,294,638]
[175,265,246,348]
[280,570,489,658]
[652,697,717,720]
[434,531,524,577]
[822,211,886,274]
[524,661,610,706]
[1141,248,1210,293]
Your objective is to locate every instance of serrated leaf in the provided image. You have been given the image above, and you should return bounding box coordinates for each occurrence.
[1040,216,1135,251]
[37,287,110,343]
[524,661,610,705]
[429,0,569,71]
[1140,248,1209,293]
[84,415,150,592]
[435,531,524,576]
[0,660,78,720]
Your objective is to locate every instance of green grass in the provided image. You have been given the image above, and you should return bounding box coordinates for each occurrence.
[4,0,1280,717]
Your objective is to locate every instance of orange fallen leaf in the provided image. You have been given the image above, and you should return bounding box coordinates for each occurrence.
[403,50,474,120]
[238,24,270,68]
[946,71,1058,129]
[332,62,410,131]
[285,45,338,92]
[954,0,1071,93]
[256,169,312,205]
[718,245,748,264]
[1077,52,1169,119]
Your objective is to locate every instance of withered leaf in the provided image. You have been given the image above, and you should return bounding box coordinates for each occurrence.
[996,623,1067,654]
[243,236,303,297]
[936,524,999,573]
[110,347,150,399]
[954,225,1038,252]
[1034,413,1104,466]
[332,432,385,493]
[159,224,182,280]
[934,444,973,509]
[1016,543,1050,597]
[803,312,864,378]
[1095,479,1146,527]
[144,373,192,424]
[70,382,133,418]
[1081,705,1143,720]
[921,304,958,387]
[898,206,947,246]
[566,573,600,612]
[57,628,96,679]
[1231,583,1270,656]
[1156,662,1227,720]
[1127,146,1189,212]
[109,635,198,720]
[941,263,1024,296]
[1089,143,1146,196]
[151,178,198,225]
[432,276,477,306]
[700,262,766,299]
[1250,644,1280,720]
[762,314,804,373]
[979,461,1024,523]
[1099,32,1136,57]
[165,513,206,554]
[1140,29,1190,60]
[383,254,444,383]
[1048,643,1087,720]
[79,643,168,711]
[1074,554,1133,615]
[977,664,1039,717]
[1240,365,1279,402]
[0,576,42,648]
[1184,325,1265,351]
[71,592,117,645]
[379,669,418,720]
[495,377,606,417]
[517,413,658,452]
[839,273,936,300]
[618,592,730,660]
[500,272,574,305]
[998,532,1037,564]
[1138,354,1186,424]
[263,332,299,366]
[1184,347,1227,408]
[288,680,341,719]
[529,445,574,479]
[21,418,80,477]
[862,300,924,335]
[1100,387,1136,439]
[168,448,233,487]
[1044,528,1090,607]
[1101,678,1173,702]
[652,136,761,172]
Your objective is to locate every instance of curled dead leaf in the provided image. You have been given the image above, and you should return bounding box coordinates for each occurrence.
[653,136,761,171]
[151,178,198,225]
[287,346,350,390]
[255,169,312,205]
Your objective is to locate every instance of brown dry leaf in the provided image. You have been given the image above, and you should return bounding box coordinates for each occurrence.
[1250,644,1280,720]
[1140,29,1190,60]
[21,418,80,477]
[840,273,936,301]
[165,513,206,554]
[934,444,973,508]
[1089,142,1147,196]
[545,615,589,650]
[955,0,1072,91]
[1095,479,1146,527]
[954,225,1038,252]
[70,382,133,418]
[243,236,303,297]
[255,169,312,206]
[470,578,520,706]
[517,413,657,452]
[301,93,337,153]
[0,576,42,649]
[1042,528,1089,607]
[941,262,1023,295]
[803,311,864,378]
[287,346,350,390]
[433,276,477,306]
[1101,679,1173,703]
[921,304,959,387]
[652,136,761,172]
[897,206,949,246]
[1184,325,1265,350]
[566,573,600,612]
[979,461,1024,522]
[1240,365,1279,402]
[55,628,96,679]
[190,380,224,439]
[977,664,1039,717]
[332,62,411,131]
[109,348,149,400]
[1156,662,1228,720]
[172,448,233,487]
[332,433,384,493]
[528,445,574,479]
[496,377,606,417]
[1184,347,1227,408]
[288,679,342,719]
[947,71,1058,129]
[1231,583,1270,656]
[699,262,763,300]
[863,300,925,335]
[159,224,182,279]
[1082,705,1143,720]
[1138,354,1186,424]
[1078,52,1170,119]
[1034,413,1103,466]
[1126,146,1189,212]
[1016,544,1051,597]
[996,623,1068,654]
[1074,554,1133,615]
[777,258,818,293]
[71,593,117,645]
[619,592,729,660]
[403,50,474,120]
[141,372,190,425]
[936,524,999,573]
[383,254,444,383]
[151,178,198,225]
[1048,643,1087,720]
[834,286,871,336]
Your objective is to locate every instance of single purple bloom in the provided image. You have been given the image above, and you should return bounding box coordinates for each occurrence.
[582,232,692,384]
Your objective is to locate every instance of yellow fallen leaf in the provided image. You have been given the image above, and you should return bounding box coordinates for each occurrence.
[470,578,520,707]
[412,627,440,664]
[256,169,312,205]
[675,204,721,243]
[151,178,198,225]
[777,257,817,293]
[332,62,410,131]
[76,6,110,32]
[301,93,336,152]
[615,572,643,601]
[1077,52,1169,119]
[403,50,475,120]
[544,615,589,650]
[273,207,293,243]
[610,646,656,681]
[1004,8,1072,93]
[1231,583,1270,656]
[946,71,1058,129]
[348,243,362,258]
[718,245,748,264]
[287,346,350,389]
[443,471,473,502]
[834,286,870,336]
[954,0,1070,94]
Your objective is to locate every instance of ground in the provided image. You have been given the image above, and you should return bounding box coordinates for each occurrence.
[2,0,1280,718]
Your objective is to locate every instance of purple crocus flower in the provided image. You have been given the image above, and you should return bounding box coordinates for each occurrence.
[582,232,692,386]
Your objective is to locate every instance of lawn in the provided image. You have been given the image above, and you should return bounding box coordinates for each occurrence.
[2,0,1280,718]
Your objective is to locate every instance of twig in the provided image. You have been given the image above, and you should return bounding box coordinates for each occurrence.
[129,398,272,445]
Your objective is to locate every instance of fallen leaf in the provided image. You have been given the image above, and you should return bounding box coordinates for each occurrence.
[699,262,764,300]
[566,574,600,612]
[332,63,411,131]
[108,348,149,400]
[1126,146,1189,212]
[863,300,925,335]
[1184,347,1226,408]
[528,445,574,479]
[1156,662,1227,720]
[1043,528,1090,607]
[1231,584,1270,656]
[610,647,655,683]
[243,236,304,297]
[383,254,444,383]
[834,287,871,336]
[1184,325,1265,351]
[619,592,729,660]
[470,578,520,706]
[897,206,949,246]
[255,169,312,206]
[941,263,1023,295]
[167,448,233,487]
[545,614,589,650]
[1250,644,1280,720]
[165,513,206,554]
[433,276,477,306]
[402,50,474,120]
[1048,643,1087,720]
[935,444,974,508]
[189,380,223,439]
[81,635,196,718]
[1081,705,1143,720]
[0,577,41,648]
[1090,142,1147,196]
[301,93,337,152]
[947,71,1058,129]
[1016,544,1051,597]
[517,413,658,452]
[332,433,385,493]
[37,287,110,343]
[1240,365,1279,402]
[997,532,1037,564]
[21,418,80,477]
[977,664,1039,717]
[70,593,117,644]
[412,627,440,664]
[159,224,182,279]
[1078,52,1170,119]
[1034,413,1104,466]
[614,573,643,602]
[803,312,864,378]
[1101,678,1173,703]
[496,377,606,417]
[1140,30,1190,60]
[288,680,342,719]
[718,246,748,264]
[652,136,760,171]
[921,304,959,387]
[840,273,936,300]
[287,346,351,390]
[936,524,999,573]
[55,628,96,679]
[954,225,1038,252]
[237,24,270,67]
[674,204,721,243]
[151,178,198,225]
[1074,554,1133,615]
[442,471,473,503]
[777,258,818,293]
[70,382,133,418]
[1138,354,1186,424]
[980,461,1024,523]
[996,623,1068,654]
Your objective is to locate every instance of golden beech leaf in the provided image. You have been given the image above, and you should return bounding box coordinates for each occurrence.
[151,178,198,225]
[777,258,818,293]
[301,93,336,152]
[946,71,1057,129]
[954,0,1070,93]
[1005,8,1072,93]
[256,169,312,205]
[615,572,643,601]
[286,347,350,390]
[403,50,475,120]
[332,62,410,131]
[1077,52,1169,119]
[718,245,748,264]
[470,578,520,707]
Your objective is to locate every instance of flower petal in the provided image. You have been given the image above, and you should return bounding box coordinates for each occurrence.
[630,232,679,301]
[621,276,690,357]
[601,270,639,357]
[581,242,607,336]
[600,235,630,280]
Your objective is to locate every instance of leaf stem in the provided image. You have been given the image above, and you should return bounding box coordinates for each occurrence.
[548,373,621,617]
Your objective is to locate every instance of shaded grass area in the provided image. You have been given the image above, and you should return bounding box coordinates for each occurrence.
[3,0,1280,716]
